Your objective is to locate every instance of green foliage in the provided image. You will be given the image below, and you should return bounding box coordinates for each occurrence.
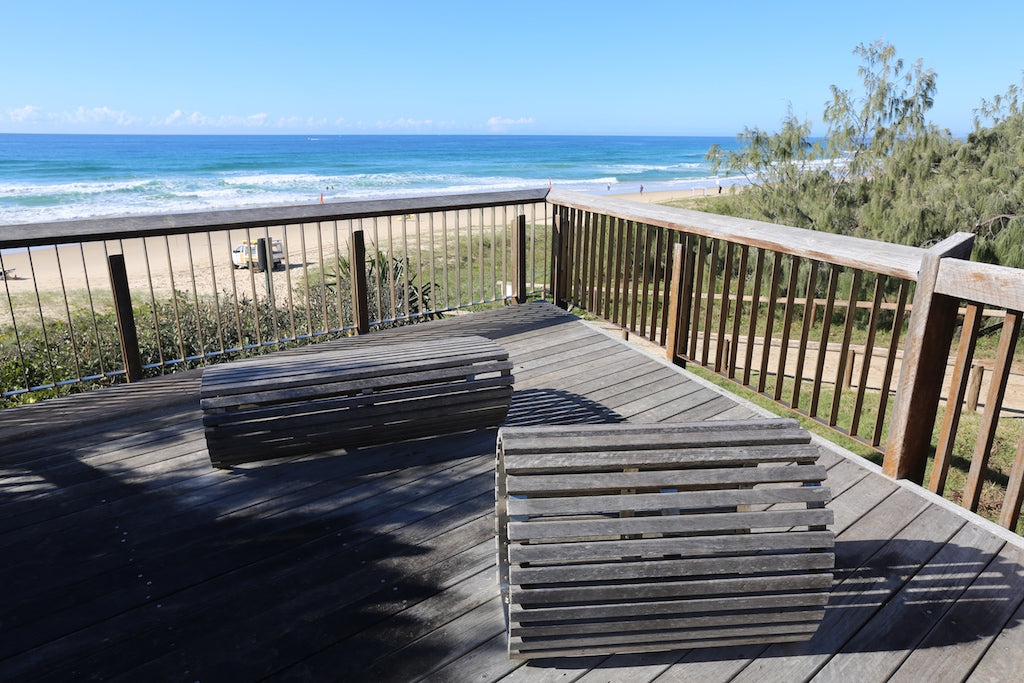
[705,39,1024,266]
[307,249,441,328]
[1,249,442,406]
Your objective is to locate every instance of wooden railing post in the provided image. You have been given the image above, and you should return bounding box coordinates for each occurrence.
[883,232,975,482]
[108,254,143,383]
[349,229,370,334]
[551,207,570,309]
[665,242,684,363]
[665,237,696,364]
[513,214,527,304]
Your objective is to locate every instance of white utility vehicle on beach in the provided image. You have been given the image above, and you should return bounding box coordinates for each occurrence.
[232,240,284,271]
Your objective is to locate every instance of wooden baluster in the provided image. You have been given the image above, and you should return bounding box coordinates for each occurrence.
[964,310,1022,511]
[929,303,983,494]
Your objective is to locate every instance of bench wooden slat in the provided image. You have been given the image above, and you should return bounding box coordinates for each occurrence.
[513,572,834,605]
[505,464,828,494]
[509,625,822,658]
[201,359,512,410]
[507,530,834,564]
[509,551,835,584]
[495,419,834,659]
[200,337,506,394]
[502,443,821,472]
[508,591,831,623]
[508,608,827,638]
[500,429,811,455]
[508,485,830,516]
[203,376,514,427]
[507,507,833,541]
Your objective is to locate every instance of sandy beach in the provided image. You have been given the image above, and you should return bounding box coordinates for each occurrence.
[1,190,717,308]
[2,214,447,316]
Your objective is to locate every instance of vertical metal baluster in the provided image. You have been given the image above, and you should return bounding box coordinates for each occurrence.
[335,221,347,330]
[402,211,413,319]
[386,214,397,322]
[23,247,58,387]
[441,211,450,310]
[298,223,312,337]
[453,210,462,308]
[426,212,437,315]
[139,237,165,366]
[204,232,225,355]
[162,235,186,363]
[242,228,262,348]
[53,241,83,381]
[184,233,206,360]
[75,243,106,379]
[491,205,498,301]
[316,221,328,334]
[0,250,31,393]
[224,231,244,352]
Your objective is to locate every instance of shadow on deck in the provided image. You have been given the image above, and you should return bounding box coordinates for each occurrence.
[2,302,1024,682]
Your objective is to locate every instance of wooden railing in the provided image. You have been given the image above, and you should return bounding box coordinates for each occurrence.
[0,189,549,398]
[547,189,1024,530]
[3,186,1023,529]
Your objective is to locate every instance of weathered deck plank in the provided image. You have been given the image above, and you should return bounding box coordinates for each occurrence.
[1,302,1023,682]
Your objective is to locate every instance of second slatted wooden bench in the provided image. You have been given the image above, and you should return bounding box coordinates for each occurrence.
[495,418,834,659]
[201,334,513,468]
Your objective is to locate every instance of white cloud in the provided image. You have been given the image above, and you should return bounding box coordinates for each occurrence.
[7,105,43,122]
[67,106,137,126]
[487,116,535,130]
[374,117,435,130]
[162,110,279,129]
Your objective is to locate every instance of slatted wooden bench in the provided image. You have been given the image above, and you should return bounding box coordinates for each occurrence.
[201,335,513,468]
[495,418,834,659]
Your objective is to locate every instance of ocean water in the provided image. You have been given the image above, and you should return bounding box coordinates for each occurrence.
[0,134,742,226]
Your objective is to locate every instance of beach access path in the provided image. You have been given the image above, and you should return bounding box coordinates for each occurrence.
[2,302,1024,682]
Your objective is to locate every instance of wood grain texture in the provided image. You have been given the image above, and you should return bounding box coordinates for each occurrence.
[496,419,834,659]
[201,335,513,467]
[548,189,925,280]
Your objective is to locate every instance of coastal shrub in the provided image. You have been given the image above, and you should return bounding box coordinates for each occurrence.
[704,39,1024,267]
[306,250,441,328]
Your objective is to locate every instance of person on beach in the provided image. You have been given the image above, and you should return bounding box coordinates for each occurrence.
[640,185,644,195]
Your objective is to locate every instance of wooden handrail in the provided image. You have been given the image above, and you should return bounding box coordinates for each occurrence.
[935,258,1024,312]
[0,189,550,249]
[547,189,926,281]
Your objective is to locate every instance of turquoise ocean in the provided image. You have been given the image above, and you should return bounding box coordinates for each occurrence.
[0,134,743,226]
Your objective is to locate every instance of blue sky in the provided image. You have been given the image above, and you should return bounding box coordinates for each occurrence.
[2,1,1021,137]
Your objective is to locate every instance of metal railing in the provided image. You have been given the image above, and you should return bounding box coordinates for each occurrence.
[0,189,550,399]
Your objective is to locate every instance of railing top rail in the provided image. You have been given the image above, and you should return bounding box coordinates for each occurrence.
[0,188,550,248]
[935,257,1024,312]
[548,189,926,281]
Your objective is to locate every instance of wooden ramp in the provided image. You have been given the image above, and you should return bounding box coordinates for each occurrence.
[2,302,1024,682]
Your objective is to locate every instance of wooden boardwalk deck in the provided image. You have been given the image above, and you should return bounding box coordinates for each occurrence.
[3,302,1024,682]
